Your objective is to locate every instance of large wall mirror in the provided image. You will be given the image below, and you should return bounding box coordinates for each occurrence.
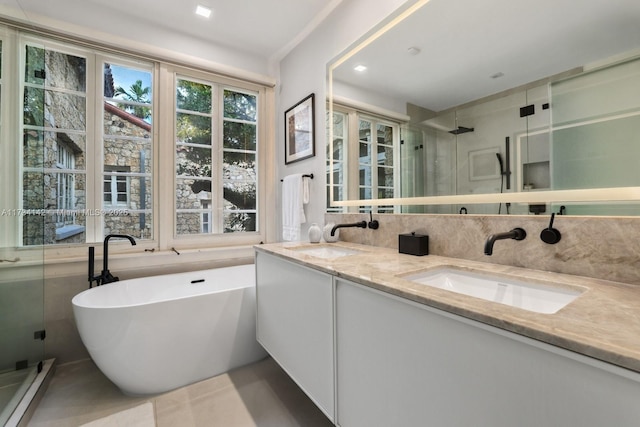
[327,0,640,215]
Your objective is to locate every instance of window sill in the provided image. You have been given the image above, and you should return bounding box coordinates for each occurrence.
[44,244,257,279]
[55,225,86,241]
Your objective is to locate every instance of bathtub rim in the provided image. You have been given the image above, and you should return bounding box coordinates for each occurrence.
[72,263,256,310]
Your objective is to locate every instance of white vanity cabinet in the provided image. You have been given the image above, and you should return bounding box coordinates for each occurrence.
[255,251,335,421]
[335,278,640,427]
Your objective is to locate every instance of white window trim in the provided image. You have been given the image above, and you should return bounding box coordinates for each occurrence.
[159,64,270,251]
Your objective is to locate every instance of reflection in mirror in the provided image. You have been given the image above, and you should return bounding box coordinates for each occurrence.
[328,0,640,215]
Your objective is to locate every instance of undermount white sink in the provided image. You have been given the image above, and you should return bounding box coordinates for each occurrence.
[401,267,583,314]
[291,245,363,259]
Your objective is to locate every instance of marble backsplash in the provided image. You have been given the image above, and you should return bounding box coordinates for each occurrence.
[325,213,640,286]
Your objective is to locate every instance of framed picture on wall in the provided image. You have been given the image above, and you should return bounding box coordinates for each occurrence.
[285,93,315,164]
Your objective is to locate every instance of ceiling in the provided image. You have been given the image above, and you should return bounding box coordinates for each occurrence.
[0,0,340,61]
[333,0,640,112]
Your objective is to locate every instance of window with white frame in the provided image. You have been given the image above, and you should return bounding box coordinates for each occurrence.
[200,200,211,233]
[102,61,153,239]
[358,117,396,213]
[328,106,400,213]
[55,139,76,226]
[103,166,130,207]
[175,76,258,236]
[21,40,88,245]
[326,109,347,212]
[0,25,267,250]
[19,37,156,245]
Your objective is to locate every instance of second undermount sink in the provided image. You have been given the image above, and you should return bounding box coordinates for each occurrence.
[401,267,584,314]
[291,245,363,259]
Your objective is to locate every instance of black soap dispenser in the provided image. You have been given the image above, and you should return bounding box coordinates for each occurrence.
[399,232,429,256]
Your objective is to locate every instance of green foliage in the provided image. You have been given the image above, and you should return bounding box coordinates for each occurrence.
[177,80,211,113]
[223,122,256,151]
[23,46,45,126]
[23,87,44,126]
[224,90,256,121]
[115,80,151,120]
[176,113,211,145]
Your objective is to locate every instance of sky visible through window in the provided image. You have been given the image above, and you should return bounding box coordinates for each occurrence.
[108,64,152,123]
[110,64,151,97]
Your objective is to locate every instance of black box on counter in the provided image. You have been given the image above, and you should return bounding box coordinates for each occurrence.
[399,232,429,256]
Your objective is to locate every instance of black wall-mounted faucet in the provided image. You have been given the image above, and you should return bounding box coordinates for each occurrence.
[484,228,526,256]
[88,234,137,287]
[331,221,366,236]
[331,213,380,236]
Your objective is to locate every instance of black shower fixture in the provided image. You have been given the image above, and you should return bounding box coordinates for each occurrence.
[449,126,474,135]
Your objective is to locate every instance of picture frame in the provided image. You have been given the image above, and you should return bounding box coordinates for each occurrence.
[285,93,315,164]
[469,147,501,181]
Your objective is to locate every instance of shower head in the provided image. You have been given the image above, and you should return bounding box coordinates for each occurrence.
[449,126,474,135]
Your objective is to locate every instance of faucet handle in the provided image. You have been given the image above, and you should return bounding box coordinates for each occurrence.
[540,213,561,244]
[368,212,379,230]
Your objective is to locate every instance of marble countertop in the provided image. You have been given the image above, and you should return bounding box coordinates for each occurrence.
[255,241,640,374]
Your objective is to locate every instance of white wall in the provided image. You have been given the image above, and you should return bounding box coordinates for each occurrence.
[276,0,413,241]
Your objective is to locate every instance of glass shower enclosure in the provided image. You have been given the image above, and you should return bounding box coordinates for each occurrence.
[0,249,44,426]
[0,34,46,425]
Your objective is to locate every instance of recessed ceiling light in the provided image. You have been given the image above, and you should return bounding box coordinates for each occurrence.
[196,5,212,18]
[354,65,367,72]
[490,72,505,79]
[407,46,421,55]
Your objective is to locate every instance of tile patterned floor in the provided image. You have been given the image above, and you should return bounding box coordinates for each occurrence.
[28,357,333,426]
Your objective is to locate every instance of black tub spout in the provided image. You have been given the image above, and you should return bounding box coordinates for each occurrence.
[101,234,136,285]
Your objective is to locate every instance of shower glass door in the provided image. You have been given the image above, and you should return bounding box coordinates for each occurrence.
[0,31,46,426]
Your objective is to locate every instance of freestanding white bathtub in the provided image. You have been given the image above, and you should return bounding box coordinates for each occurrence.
[72,263,267,395]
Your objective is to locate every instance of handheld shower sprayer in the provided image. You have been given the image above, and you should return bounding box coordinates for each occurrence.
[496,152,505,175]
[496,152,510,214]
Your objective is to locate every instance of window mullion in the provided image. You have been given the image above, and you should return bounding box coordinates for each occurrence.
[16,36,26,245]
[157,63,175,250]
[0,30,20,248]
[213,83,223,234]
[368,119,375,202]
[86,51,100,243]
[347,111,359,213]
[393,123,401,213]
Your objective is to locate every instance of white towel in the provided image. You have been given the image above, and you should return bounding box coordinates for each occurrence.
[282,174,308,241]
